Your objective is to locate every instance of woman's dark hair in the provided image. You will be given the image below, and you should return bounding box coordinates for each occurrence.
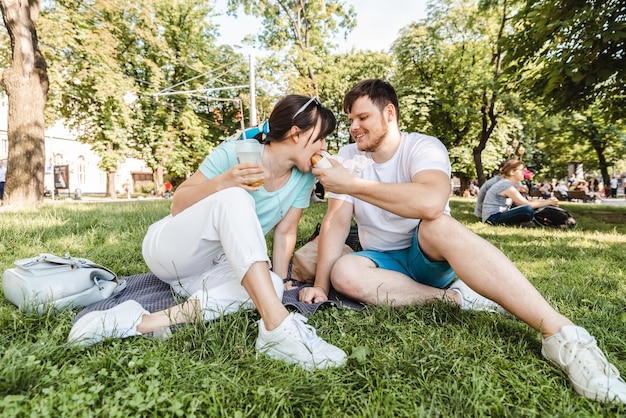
[343,79,400,121]
[262,95,336,145]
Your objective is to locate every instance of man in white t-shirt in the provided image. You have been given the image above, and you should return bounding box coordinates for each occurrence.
[300,79,626,404]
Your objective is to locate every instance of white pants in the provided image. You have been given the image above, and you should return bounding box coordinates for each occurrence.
[142,188,284,321]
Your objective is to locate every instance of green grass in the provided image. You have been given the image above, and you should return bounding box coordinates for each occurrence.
[1,198,625,417]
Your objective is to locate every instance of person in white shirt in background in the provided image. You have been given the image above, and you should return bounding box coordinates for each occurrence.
[0,160,6,204]
[610,176,618,198]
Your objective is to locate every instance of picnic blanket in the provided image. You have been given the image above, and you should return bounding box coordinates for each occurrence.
[75,272,364,322]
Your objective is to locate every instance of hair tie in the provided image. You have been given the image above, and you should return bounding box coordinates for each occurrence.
[261,120,270,135]
[240,121,270,143]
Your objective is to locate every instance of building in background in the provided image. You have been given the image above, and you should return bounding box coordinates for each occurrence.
[0,95,152,196]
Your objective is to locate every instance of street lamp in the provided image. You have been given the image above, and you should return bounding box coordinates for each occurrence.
[234,45,257,127]
[248,53,257,127]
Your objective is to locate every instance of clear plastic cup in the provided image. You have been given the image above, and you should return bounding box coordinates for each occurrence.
[235,140,264,186]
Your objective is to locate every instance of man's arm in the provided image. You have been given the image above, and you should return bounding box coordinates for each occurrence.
[315,159,450,221]
[502,187,559,209]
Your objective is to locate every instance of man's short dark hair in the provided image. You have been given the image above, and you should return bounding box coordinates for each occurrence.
[343,79,400,121]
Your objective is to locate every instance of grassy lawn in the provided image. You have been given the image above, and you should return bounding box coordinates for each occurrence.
[0,197,625,417]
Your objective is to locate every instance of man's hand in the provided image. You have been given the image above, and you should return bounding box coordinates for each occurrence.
[299,286,329,304]
[312,158,354,195]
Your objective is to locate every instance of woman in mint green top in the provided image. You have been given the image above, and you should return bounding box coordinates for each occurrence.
[199,138,315,235]
[69,95,349,371]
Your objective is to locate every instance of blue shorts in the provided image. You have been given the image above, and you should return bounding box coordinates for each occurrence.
[352,225,456,289]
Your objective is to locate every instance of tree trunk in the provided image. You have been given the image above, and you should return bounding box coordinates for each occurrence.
[0,0,48,208]
[106,171,117,199]
[591,141,610,196]
[474,0,507,187]
[473,91,497,186]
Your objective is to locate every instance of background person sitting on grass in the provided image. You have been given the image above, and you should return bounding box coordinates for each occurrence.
[482,158,560,226]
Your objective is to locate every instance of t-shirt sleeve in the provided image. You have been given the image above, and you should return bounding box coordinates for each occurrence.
[292,172,315,209]
[199,142,237,179]
[408,135,451,178]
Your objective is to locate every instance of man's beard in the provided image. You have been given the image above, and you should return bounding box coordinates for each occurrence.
[356,123,388,153]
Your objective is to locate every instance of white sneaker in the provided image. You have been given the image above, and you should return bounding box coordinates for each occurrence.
[448,279,508,315]
[68,300,149,346]
[542,326,626,404]
[255,313,347,370]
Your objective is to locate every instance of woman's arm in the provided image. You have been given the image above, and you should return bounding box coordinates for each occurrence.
[271,207,303,280]
[502,186,559,209]
[170,163,263,216]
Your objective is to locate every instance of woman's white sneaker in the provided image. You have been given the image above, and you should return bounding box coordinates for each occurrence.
[542,325,626,404]
[68,300,149,346]
[255,313,347,370]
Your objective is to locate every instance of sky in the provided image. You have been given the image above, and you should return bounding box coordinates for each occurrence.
[212,0,429,52]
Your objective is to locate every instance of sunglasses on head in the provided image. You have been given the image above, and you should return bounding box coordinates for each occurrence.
[292,97,321,122]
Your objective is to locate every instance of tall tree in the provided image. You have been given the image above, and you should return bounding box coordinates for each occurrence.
[40,0,142,198]
[227,0,356,95]
[392,0,520,184]
[124,0,243,191]
[42,0,247,194]
[525,106,626,185]
[504,0,626,120]
[0,0,48,208]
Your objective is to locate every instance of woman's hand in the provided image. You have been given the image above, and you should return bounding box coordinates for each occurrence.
[299,286,329,304]
[546,196,559,207]
[223,162,264,190]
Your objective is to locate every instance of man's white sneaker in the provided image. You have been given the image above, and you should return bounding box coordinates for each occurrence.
[448,279,508,315]
[255,313,347,370]
[542,326,626,404]
[68,300,149,346]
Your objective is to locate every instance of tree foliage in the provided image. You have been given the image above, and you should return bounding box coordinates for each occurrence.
[40,0,248,195]
[128,0,247,185]
[504,0,626,120]
[566,105,626,187]
[226,0,356,95]
[40,0,152,197]
[4,0,623,202]
[392,0,521,183]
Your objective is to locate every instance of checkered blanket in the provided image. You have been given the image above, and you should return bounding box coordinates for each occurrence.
[75,272,364,322]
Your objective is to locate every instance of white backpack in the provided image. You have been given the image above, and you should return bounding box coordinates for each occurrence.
[2,253,126,314]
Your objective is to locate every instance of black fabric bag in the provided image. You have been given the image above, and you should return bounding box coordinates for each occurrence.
[534,206,576,229]
[309,223,362,251]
